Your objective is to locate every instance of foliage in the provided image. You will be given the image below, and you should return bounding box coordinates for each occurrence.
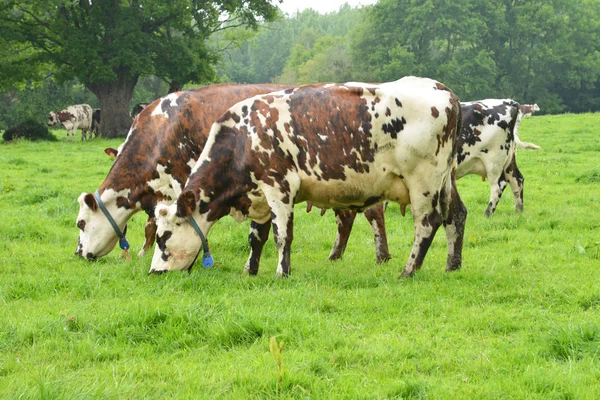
[2,119,56,142]
[0,79,98,130]
[349,0,600,112]
[0,0,282,137]
[1,114,600,397]
[218,4,365,84]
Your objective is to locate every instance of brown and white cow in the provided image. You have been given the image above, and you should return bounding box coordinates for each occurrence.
[321,98,529,263]
[48,104,94,141]
[520,103,540,117]
[75,84,287,260]
[150,77,467,278]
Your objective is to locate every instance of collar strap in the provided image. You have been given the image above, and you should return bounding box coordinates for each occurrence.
[187,216,214,268]
[94,190,130,251]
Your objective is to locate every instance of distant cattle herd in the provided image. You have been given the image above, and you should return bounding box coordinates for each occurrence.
[71,78,542,278]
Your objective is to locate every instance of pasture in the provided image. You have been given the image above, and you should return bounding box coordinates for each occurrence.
[0,113,599,398]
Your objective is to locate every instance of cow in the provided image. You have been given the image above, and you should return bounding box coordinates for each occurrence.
[47,104,94,141]
[131,103,149,118]
[314,99,529,264]
[91,109,101,137]
[150,77,467,279]
[75,84,287,260]
[520,103,540,117]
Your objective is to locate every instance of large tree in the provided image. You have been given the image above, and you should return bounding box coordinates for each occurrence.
[0,0,281,137]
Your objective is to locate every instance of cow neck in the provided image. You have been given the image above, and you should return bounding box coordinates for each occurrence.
[187,215,214,269]
[94,190,131,253]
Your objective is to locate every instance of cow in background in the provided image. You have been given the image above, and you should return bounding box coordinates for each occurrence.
[48,104,93,141]
[91,109,101,137]
[131,103,149,118]
[150,77,466,278]
[520,103,540,117]
[76,84,288,260]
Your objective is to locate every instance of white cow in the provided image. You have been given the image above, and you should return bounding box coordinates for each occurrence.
[48,104,94,141]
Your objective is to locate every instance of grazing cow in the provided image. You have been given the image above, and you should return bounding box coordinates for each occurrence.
[75,84,287,260]
[131,103,149,118]
[150,77,467,279]
[48,104,93,141]
[90,109,101,137]
[520,103,540,117]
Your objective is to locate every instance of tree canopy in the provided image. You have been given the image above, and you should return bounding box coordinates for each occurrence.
[1,0,281,137]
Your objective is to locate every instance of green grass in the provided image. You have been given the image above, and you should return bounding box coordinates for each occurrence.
[1,115,600,399]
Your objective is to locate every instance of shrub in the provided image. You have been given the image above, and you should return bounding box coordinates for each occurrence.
[2,119,57,142]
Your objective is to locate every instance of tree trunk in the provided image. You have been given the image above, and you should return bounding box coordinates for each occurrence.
[87,74,138,138]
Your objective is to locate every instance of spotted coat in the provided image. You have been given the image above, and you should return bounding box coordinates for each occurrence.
[325,98,528,263]
[75,84,287,260]
[151,77,467,278]
[48,104,93,141]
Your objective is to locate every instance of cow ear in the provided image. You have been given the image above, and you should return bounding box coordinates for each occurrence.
[104,148,119,158]
[176,190,197,217]
[84,193,98,211]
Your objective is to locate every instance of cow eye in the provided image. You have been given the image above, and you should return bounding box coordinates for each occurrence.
[77,220,86,231]
[175,222,181,227]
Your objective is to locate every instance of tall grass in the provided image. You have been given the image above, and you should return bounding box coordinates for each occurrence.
[1,114,599,399]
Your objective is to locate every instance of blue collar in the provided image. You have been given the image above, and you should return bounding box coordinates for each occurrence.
[187,216,214,268]
[93,190,130,251]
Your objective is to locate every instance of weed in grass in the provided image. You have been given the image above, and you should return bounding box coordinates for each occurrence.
[269,336,285,394]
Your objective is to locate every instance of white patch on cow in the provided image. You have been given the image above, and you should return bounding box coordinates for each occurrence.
[151,93,180,119]
[147,163,181,201]
[318,134,328,141]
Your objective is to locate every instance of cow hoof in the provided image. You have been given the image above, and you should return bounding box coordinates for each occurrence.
[376,254,392,264]
[137,249,146,257]
[398,270,414,279]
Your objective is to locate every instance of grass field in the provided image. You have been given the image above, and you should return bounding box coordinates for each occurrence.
[1,113,599,399]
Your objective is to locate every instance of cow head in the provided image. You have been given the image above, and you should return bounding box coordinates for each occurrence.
[150,191,212,273]
[75,191,129,260]
[533,103,541,112]
[47,112,59,126]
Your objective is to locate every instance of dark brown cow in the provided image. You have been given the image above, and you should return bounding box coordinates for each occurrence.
[151,77,466,278]
[75,84,287,260]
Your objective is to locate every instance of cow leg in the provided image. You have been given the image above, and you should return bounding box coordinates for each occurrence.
[244,220,271,275]
[399,187,443,278]
[440,175,467,272]
[484,163,508,217]
[138,217,157,257]
[328,209,357,261]
[504,154,524,213]
[363,203,391,263]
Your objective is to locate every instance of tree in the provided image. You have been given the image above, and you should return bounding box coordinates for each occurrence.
[1,0,281,137]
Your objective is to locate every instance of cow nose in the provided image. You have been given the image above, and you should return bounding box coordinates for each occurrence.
[149,269,167,275]
[85,253,97,261]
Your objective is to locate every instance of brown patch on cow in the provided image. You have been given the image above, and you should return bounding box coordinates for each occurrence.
[385,107,392,117]
[431,107,439,118]
[434,82,451,92]
[435,92,461,156]
[176,190,197,217]
[287,85,375,180]
[57,111,76,123]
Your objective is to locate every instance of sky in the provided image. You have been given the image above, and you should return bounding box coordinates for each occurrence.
[276,0,379,15]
